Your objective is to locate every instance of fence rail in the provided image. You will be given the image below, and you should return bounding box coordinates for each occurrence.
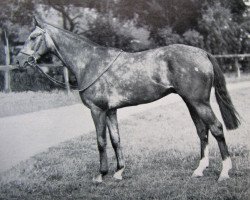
[214,54,250,78]
[0,64,70,93]
[214,54,250,58]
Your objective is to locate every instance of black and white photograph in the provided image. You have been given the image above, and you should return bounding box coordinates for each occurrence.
[0,0,249,199]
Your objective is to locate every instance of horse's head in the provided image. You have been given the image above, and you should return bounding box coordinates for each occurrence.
[15,19,55,70]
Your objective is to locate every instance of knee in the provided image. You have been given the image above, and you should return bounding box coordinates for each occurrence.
[111,139,120,149]
[198,127,208,141]
[111,134,120,149]
[210,122,225,141]
[97,138,107,152]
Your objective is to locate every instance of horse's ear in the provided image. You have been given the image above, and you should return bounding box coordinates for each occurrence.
[33,17,44,28]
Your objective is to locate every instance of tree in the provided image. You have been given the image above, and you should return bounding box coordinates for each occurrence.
[40,0,109,32]
[149,26,183,47]
[206,0,247,22]
[84,15,135,51]
[114,0,202,34]
[0,0,35,44]
[183,29,204,48]
[198,3,242,54]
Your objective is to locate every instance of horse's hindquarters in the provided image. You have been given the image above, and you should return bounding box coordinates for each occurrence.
[165,45,214,101]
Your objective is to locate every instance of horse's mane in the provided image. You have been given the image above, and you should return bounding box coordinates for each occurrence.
[43,21,101,47]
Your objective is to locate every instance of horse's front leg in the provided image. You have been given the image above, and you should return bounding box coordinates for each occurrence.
[91,107,108,183]
[107,109,125,180]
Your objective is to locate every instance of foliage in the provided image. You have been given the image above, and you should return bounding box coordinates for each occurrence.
[7,67,63,92]
[150,27,183,47]
[112,0,203,34]
[0,0,34,44]
[183,29,204,49]
[84,16,133,51]
[206,0,247,22]
[198,3,243,54]
[84,14,152,52]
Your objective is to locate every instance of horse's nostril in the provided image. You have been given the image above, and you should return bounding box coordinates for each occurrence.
[16,60,22,69]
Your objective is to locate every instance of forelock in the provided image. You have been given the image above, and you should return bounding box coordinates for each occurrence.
[29,27,45,39]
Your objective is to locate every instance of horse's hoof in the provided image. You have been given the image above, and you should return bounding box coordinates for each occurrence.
[192,171,203,178]
[218,175,230,182]
[113,167,125,180]
[92,174,103,183]
[113,173,123,180]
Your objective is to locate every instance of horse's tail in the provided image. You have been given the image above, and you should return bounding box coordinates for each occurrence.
[207,54,240,130]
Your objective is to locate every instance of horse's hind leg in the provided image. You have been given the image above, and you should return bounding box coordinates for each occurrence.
[107,109,125,180]
[184,101,209,177]
[186,100,232,181]
[91,107,108,183]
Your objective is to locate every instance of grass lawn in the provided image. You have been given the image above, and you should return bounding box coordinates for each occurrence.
[0,86,249,199]
[0,90,81,118]
[225,72,250,83]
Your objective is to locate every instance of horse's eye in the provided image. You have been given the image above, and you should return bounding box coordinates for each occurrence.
[30,36,36,40]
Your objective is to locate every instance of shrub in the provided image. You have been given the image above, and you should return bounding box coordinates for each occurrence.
[183,29,204,48]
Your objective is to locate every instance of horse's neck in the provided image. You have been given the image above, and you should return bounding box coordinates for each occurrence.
[47,28,98,75]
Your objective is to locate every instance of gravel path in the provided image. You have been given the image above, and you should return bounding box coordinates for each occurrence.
[0,81,249,173]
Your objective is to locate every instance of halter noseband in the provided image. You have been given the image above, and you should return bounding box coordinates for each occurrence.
[19,52,37,67]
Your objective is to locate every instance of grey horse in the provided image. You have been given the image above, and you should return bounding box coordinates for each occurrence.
[16,19,240,182]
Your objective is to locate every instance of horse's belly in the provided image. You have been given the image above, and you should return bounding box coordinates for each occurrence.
[108,80,173,109]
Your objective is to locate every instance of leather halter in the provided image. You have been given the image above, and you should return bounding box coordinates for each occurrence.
[19,27,46,66]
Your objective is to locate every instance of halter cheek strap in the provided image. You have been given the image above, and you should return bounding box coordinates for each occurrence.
[45,33,70,68]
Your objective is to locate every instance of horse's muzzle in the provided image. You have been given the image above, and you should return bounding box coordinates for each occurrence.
[16,55,37,71]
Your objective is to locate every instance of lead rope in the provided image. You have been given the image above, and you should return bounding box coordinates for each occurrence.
[78,49,123,92]
[31,64,79,89]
